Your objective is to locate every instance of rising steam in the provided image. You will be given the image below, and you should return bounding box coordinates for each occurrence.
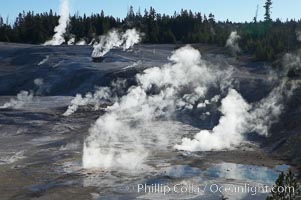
[82,45,234,170]
[0,78,47,109]
[76,39,86,45]
[91,28,141,58]
[175,80,295,151]
[175,61,297,152]
[61,44,298,171]
[226,31,241,55]
[67,37,75,45]
[63,79,127,116]
[175,89,250,151]
[247,80,295,136]
[44,0,70,45]
[0,91,34,109]
[63,87,112,116]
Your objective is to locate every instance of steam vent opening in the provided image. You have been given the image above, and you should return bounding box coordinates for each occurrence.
[92,56,105,63]
[0,0,301,199]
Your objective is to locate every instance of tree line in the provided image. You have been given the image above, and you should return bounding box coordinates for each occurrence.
[0,4,300,61]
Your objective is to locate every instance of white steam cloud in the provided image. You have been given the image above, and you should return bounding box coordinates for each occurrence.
[175,80,295,151]
[175,67,297,152]
[91,28,141,58]
[226,31,241,55]
[82,45,233,170]
[282,53,301,77]
[67,37,75,45]
[61,45,297,171]
[63,87,112,116]
[122,29,141,50]
[0,78,47,109]
[175,89,250,151]
[34,78,45,95]
[44,0,70,46]
[76,39,86,45]
[0,91,34,109]
[247,80,294,136]
[63,79,127,116]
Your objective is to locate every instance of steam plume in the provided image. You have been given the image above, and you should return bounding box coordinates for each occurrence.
[76,39,86,45]
[91,28,141,58]
[175,89,250,151]
[226,31,241,55]
[73,44,298,170]
[44,0,70,45]
[67,37,75,45]
[63,79,127,116]
[34,78,44,95]
[247,80,295,136]
[83,45,233,170]
[175,71,297,151]
[63,87,112,116]
[0,91,34,109]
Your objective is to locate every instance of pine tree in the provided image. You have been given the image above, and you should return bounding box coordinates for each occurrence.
[264,0,273,21]
[266,170,301,200]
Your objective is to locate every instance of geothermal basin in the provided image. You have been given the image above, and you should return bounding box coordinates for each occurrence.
[0,43,298,200]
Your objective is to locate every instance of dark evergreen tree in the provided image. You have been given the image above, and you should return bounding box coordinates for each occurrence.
[264,0,273,21]
[266,170,301,200]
